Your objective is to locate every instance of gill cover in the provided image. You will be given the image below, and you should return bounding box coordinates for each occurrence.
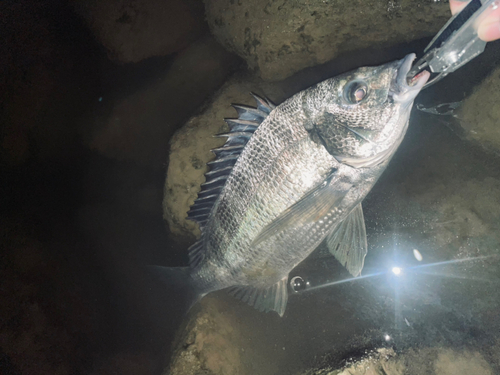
[307,54,428,168]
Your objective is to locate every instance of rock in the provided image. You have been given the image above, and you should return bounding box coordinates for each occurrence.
[162,74,289,238]
[304,348,401,375]
[459,65,500,155]
[303,347,495,375]
[167,296,243,375]
[205,0,450,81]
[87,37,240,169]
[72,0,207,63]
[166,292,290,375]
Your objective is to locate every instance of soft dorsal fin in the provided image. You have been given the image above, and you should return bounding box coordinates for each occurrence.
[325,203,367,277]
[228,275,288,317]
[186,93,274,268]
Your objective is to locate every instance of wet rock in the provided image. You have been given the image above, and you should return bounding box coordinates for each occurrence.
[303,347,496,375]
[162,74,288,238]
[166,291,289,375]
[205,0,450,81]
[72,0,207,63]
[459,65,500,155]
[88,37,240,168]
[303,348,402,375]
[167,296,243,375]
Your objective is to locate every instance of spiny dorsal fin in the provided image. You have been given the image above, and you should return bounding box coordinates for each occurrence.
[251,92,276,114]
[186,93,274,268]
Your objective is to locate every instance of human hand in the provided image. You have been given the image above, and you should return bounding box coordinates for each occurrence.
[450,0,500,42]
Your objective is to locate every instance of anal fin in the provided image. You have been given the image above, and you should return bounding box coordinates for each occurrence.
[326,203,367,277]
[228,276,289,317]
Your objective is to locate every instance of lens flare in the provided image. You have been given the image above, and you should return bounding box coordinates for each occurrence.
[392,267,402,275]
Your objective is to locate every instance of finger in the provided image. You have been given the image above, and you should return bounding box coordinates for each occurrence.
[450,0,469,15]
[450,1,500,42]
[478,5,500,41]
[478,20,500,42]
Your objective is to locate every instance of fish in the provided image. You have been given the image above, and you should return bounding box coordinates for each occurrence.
[154,54,430,317]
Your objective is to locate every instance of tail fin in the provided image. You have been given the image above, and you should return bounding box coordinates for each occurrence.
[147,266,201,314]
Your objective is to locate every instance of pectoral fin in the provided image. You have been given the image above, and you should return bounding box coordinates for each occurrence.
[251,171,351,248]
[326,203,367,277]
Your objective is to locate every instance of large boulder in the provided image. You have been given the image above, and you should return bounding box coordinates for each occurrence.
[87,37,240,169]
[166,295,244,375]
[204,0,450,81]
[72,0,207,63]
[303,347,495,375]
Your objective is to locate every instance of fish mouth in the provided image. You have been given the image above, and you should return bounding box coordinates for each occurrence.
[390,53,430,104]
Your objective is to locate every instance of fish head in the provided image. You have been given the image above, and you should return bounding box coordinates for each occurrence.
[305,54,430,168]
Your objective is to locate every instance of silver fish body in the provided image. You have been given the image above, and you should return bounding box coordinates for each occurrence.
[184,54,429,316]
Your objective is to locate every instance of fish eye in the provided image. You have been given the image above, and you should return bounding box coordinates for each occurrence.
[344,80,368,104]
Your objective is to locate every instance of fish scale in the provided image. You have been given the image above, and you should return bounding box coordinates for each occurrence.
[235,141,338,283]
[196,94,331,280]
[197,100,310,282]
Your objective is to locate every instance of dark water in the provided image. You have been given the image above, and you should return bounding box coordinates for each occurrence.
[1,1,500,374]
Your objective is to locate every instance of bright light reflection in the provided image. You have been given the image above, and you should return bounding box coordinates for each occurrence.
[413,249,423,261]
[384,334,391,341]
[392,267,402,275]
[305,271,385,292]
[300,255,497,294]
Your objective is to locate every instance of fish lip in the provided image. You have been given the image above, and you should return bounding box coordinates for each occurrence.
[390,53,430,104]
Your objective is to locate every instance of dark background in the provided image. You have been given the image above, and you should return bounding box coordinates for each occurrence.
[1,1,218,373]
